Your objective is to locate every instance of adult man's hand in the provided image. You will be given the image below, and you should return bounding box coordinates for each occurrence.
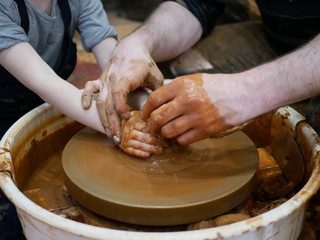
[81,38,164,140]
[142,73,251,145]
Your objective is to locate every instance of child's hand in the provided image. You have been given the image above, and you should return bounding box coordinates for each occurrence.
[119,111,168,158]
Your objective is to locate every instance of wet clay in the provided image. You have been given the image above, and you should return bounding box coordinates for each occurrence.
[62,127,258,226]
[119,110,167,157]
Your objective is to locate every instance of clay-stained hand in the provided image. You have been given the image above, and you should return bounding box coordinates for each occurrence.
[142,73,249,145]
[81,38,164,140]
[119,111,168,158]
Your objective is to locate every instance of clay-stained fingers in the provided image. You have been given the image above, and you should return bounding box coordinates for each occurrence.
[160,115,194,139]
[131,129,168,147]
[112,88,131,119]
[146,97,186,133]
[142,81,179,120]
[175,128,208,146]
[121,146,151,158]
[120,129,166,158]
[123,139,164,156]
[112,78,137,119]
[81,79,101,109]
[105,95,122,139]
[119,110,168,157]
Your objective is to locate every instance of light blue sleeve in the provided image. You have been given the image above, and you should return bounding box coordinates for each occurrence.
[0,1,29,51]
[76,0,118,52]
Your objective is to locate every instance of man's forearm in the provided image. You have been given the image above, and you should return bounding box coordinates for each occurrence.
[246,34,320,117]
[128,1,203,62]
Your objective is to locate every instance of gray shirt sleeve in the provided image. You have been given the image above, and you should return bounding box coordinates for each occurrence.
[0,0,117,54]
[76,0,118,52]
[0,1,29,51]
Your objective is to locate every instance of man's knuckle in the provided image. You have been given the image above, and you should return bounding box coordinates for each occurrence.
[96,99,104,107]
[108,73,117,85]
[150,112,160,124]
[148,93,158,106]
[105,104,114,113]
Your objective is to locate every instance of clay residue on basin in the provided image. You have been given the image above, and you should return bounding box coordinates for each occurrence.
[18,121,84,190]
[17,111,314,234]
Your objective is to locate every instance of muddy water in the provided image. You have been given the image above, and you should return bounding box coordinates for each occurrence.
[20,122,84,191]
[18,113,276,231]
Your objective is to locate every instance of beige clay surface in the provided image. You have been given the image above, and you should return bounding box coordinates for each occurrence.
[62,127,258,226]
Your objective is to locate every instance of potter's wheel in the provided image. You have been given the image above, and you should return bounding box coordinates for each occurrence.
[62,127,258,226]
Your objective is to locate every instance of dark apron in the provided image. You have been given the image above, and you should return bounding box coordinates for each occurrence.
[0,1,76,239]
[256,0,320,53]
[0,0,77,137]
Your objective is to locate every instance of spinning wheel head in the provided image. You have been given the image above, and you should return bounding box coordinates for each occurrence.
[62,127,258,226]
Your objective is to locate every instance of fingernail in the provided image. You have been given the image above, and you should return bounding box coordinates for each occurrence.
[105,127,112,137]
[113,135,120,144]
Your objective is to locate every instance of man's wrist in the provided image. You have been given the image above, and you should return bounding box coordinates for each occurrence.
[121,32,153,58]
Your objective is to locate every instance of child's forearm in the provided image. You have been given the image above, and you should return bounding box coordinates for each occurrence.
[40,79,105,133]
[92,37,117,70]
[0,42,105,133]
